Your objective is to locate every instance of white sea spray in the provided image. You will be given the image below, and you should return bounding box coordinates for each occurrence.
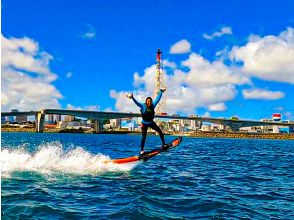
[1,141,140,177]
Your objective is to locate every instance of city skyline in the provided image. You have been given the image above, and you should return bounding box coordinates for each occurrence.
[2,0,294,120]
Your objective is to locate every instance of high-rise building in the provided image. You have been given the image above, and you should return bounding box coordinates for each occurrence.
[55,114,62,122]
[10,109,27,123]
[109,118,122,128]
[48,114,54,122]
[15,115,27,123]
[6,116,14,123]
[64,115,75,122]
[1,117,6,124]
[189,119,202,130]
[8,109,18,122]
[260,118,274,133]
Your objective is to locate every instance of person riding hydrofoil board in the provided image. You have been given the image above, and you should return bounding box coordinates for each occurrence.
[126,88,167,156]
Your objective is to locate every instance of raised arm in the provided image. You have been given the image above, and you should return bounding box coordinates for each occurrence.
[132,96,144,109]
[126,93,144,109]
[153,89,165,107]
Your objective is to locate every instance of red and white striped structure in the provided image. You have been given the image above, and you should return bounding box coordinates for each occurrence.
[272,113,281,121]
[154,48,167,114]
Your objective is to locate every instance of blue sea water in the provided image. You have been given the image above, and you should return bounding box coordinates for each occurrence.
[1,132,294,219]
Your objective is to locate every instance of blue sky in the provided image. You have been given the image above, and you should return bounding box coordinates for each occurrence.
[2,0,294,120]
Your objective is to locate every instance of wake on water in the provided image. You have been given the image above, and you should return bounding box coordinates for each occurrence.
[1,141,141,178]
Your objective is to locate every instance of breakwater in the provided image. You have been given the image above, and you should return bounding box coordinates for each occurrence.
[188,131,294,140]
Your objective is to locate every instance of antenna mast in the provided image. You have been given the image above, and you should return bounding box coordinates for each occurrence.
[154,48,167,114]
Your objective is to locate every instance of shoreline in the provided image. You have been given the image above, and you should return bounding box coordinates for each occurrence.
[1,127,294,140]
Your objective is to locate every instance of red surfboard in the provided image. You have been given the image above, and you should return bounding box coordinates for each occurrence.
[110,137,182,164]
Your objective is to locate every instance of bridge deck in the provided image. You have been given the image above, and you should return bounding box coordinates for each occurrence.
[2,109,294,127]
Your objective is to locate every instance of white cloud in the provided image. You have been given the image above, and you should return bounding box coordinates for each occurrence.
[110,28,293,115]
[170,39,191,54]
[133,63,169,92]
[162,60,177,69]
[110,52,248,115]
[86,105,99,111]
[242,88,285,100]
[66,104,82,110]
[66,104,100,111]
[81,24,96,39]
[133,67,156,91]
[182,53,250,87]
[215,47,230,61]
[208,103,227,111]
[230,27,294,83]
[66,72,72,78]
[103,107,115,112]
[284,111,293,120]
[274,106,284,111]
[203,112,211,117]
[203,26,232,40]
[82,32,96,39]
[1,35,57,82]
[110,89,151,113]
[1,35,63,111]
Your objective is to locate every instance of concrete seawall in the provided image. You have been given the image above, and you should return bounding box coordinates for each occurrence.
[188,131,294,140]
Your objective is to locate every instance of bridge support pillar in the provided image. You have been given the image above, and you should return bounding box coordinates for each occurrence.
[36,113,45,133]
[93,119,103,133]
[228,123,241,132]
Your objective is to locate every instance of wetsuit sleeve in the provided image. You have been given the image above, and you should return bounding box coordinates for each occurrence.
[131,96,144,109]
[153,90,163,107]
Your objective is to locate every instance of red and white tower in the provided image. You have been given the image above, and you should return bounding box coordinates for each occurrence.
[153,48,167,114]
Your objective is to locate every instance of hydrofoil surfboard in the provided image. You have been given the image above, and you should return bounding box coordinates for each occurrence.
[109,136,182,164]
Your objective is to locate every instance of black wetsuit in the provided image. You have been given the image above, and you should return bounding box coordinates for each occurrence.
[131,91,165,152]
[140,106,165,151]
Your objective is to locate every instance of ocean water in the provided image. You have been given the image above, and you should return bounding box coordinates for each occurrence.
[1,132,294,219]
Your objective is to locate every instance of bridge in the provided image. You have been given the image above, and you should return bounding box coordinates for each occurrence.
[2,109,294,133]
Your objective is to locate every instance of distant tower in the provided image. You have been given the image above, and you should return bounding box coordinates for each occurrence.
[153,48,167,114]
[272,113,281,121]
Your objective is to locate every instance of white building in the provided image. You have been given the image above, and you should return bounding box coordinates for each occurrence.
[64,115,75,122]
[201,124,211,131]
[15,115,27,123]
[55,114,62,122]
[109,118,122,129]
[47,114,54,122]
